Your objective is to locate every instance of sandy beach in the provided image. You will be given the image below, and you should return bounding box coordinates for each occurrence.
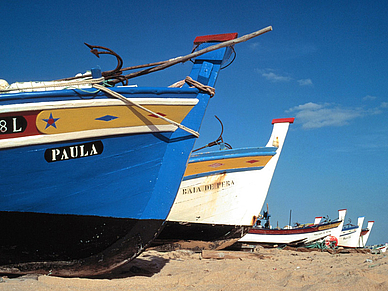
[1,247,387,291]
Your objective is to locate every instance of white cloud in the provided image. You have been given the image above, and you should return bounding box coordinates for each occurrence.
[381,102,388,108]
[286,102,365,129]
[258,69,312,86]
[261,72,292,82]
[297,79,313,86]
[363,95,377,101]
[248,42,260,50]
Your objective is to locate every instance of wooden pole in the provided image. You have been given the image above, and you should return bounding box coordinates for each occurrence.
[267,203,270,228]
[289,209,292,228]
[111,26,273,84]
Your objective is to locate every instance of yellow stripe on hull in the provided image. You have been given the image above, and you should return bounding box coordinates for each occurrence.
[184,155,273,177]
[317,221,341,231]
[36,105,194,134]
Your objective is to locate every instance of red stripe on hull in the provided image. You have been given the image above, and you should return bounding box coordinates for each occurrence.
[0,111,40,139]
[249,227,320,235]
[249,222,340,235]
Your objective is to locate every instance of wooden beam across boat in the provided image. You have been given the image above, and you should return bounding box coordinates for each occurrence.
[111,26,273,83]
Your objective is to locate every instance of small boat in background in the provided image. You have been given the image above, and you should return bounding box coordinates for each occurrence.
[155,117,294,248]
[358,221,374,247]
[313,209,368,248]
[0,26,273,277]
[238,209,345,247]
[374,243,387,253]
[338,214,365,248]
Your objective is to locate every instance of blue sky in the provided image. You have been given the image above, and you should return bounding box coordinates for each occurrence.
[1,1,387,245]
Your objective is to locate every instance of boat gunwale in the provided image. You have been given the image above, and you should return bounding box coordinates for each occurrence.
[0,86,200,101]
[0,97,199,114]
[342,224,359,231]
[248,220,342,235]
[182,166,266,181]
[188,147,278,163]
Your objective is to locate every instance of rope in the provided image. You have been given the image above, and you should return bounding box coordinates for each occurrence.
[185,76,215,97]
[0,77,105,93]
[169,76,215,97]
[93,83,200,137]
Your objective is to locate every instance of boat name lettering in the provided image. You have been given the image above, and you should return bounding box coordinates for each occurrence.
[182,180,235,195]
[0,116,27,134]
[313,230,330,237]
[44,141,104,162]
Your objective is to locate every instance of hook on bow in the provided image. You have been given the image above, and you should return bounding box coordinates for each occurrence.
[84,43,124,83]
[192,116,232,152]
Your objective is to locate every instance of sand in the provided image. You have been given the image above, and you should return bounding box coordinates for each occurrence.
[1,247,387,291]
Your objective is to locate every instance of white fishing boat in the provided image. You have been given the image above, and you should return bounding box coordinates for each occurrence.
[375,243,387,253]
[313,209,368,248]
[156,118,294,245]
[338,213,365,248]
[238,209,346,246]
[357,221,374,248]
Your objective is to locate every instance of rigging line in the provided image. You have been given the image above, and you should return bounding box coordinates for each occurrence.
[93,83,200,137]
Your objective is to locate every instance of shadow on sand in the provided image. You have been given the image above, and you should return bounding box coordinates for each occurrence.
[1,255,169,281]
[90,254,169,279]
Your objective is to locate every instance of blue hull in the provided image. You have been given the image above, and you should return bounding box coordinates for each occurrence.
[0,34,236,276]
[3,132,179,218]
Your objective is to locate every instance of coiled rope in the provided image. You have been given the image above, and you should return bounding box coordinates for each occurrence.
[0,77,105,93]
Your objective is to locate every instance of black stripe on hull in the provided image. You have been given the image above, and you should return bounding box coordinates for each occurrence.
[0,211,164,277]
[154,221,251,243]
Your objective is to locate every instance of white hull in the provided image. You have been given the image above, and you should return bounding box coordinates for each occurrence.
[339,216,364,248]
[170,167,272,226]
[167,119,293,227]
[357,221,374,247]
[239,220,344,245]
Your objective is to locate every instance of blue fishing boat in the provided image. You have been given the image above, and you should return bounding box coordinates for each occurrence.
[0,27,273,276]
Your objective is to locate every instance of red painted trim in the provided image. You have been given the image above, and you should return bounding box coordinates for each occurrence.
[360,230,369,236]
[249,221,340,235]
[0,111,40,140]
[194,33,238,44]
[368,221,375,223]
[272,118,295,124]
[249,226,320,235]
[338,209,347,211]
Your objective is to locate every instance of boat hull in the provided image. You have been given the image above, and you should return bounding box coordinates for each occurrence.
[0,33,237,275]
[357,221,374,247]
[3,132,180,217]
[157,221,250,242]
[0,211,162,269]
[0,116,196,276]
[339,217,364,248]
[239,221,343,246]
[168,156,275,226]
[156,119,294,244]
